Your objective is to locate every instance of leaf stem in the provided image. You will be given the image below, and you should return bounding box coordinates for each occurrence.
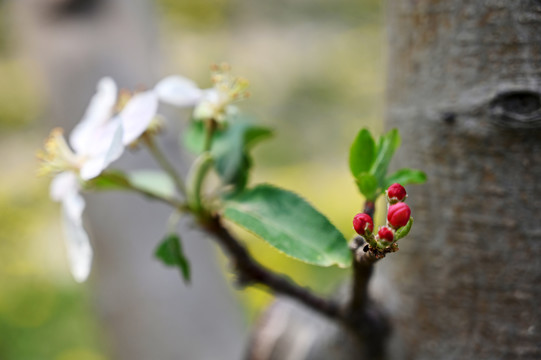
[142,134,186,197]
[126,182,188,211]
[203,118,218,152]
[99,171,187,210]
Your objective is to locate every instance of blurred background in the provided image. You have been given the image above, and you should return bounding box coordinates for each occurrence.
[0,0,384,358]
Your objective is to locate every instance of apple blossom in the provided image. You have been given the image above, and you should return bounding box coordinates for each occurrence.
[38,77,158,282]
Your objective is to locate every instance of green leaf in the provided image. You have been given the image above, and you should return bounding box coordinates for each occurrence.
[394,217,413,241]
[370,129,401,186]
[349,128,376,177]
[182,120,206,153]
[182,120,272,190]
[384,168,427,188]
[224,153,252,191]
[86,170,131,191]
[128,170,176,199]
[212,123,271,186]
[155,233,190,283]
[355,172,378,201]
[222,184,351,267]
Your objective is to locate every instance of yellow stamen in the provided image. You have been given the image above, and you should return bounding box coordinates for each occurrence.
[210,65,250,104]
[37,127,78,176]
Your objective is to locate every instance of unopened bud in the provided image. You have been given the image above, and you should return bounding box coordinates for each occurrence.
[353,213,374,236]
[387,203,411,229]
[386,183,407,203]
[377,227,394,243]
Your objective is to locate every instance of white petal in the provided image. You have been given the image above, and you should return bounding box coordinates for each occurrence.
[102,118,125,166]
[82,117,120,156]
[61,195,92,282]
[70,77,117,154]
[120,90,158,145]
[50,172,79,202]
[78,119,124,181]
[155,75,203,107]
[79,156,105,181]
[62,189,86,226]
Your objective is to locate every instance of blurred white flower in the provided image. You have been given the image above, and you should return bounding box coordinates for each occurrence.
[155,64,249,122]
[38,77,158,282]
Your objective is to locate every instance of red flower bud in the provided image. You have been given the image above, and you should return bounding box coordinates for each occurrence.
[377,227,394,243]
[353,213,374,235]
[387,183,407,203]
[387,203,411,229]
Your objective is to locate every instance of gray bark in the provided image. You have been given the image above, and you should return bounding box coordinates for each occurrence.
[383,0,541,359]
[246,298,364,360]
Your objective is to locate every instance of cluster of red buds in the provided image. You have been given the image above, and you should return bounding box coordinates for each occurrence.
[352,183,413,258]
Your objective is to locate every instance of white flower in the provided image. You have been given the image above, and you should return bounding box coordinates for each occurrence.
[39,77,158,282]
[155,64,249,122]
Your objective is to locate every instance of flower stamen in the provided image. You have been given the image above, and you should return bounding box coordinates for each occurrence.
[37,128,80,176]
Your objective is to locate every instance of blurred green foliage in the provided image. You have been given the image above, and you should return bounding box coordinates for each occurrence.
[0,285,106,360]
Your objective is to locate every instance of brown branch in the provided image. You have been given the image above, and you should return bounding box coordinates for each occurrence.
[348,241,378,316]
[197,208,390,347]
[202,215,344,320]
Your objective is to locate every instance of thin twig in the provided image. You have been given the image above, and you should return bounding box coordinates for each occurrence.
[125,182,187,210]
[99,171,186,210]
[143,134,187,197]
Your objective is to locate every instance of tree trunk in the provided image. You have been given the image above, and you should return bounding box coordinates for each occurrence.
[383,0,541,359]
